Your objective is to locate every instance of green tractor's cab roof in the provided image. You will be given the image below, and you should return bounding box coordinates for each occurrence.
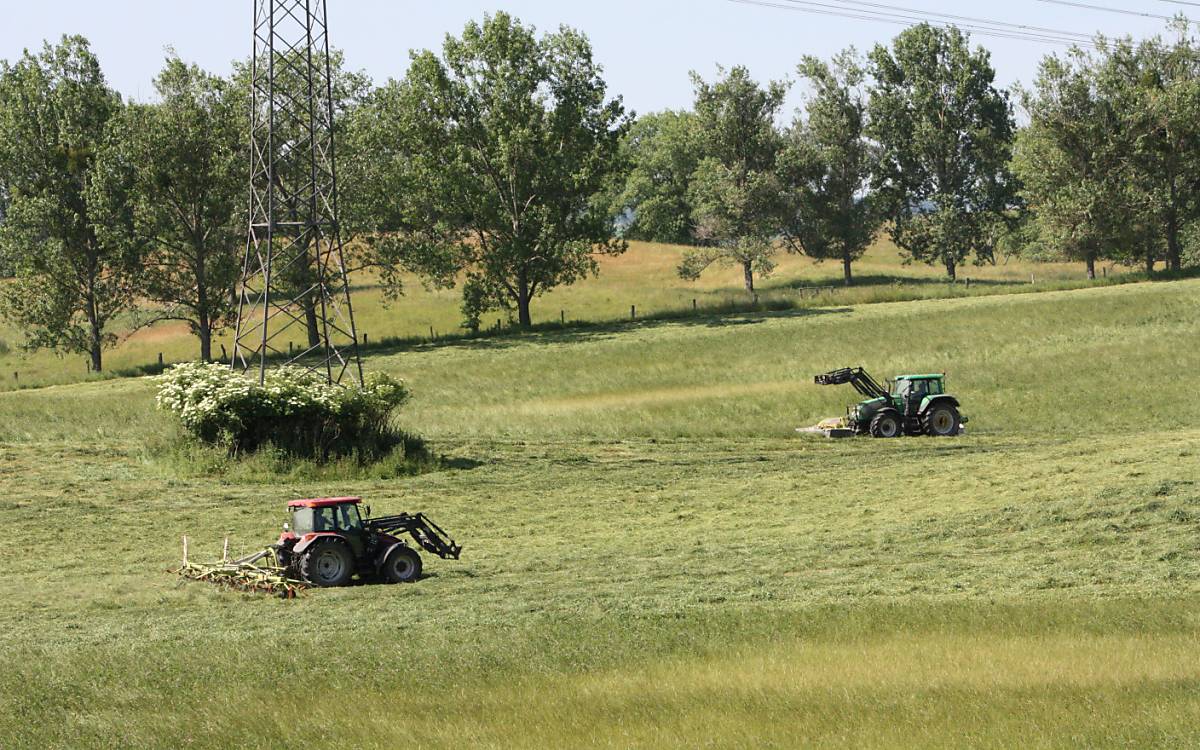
[893,374,945,381]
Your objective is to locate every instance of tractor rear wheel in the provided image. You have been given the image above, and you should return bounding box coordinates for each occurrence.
[300,540,354,587]
[870,410,902,438]
[382,547,423,584]
[923,404,962,437]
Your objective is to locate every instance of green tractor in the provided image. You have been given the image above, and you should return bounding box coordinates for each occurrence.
[813,367,967,438]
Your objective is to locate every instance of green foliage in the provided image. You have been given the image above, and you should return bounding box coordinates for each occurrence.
[99,57,242,360]
[781,50,881,285]
[155,362,411,461]
[357,12,630,328]
[680,66,790,293]
[1104,29,1200,272]
[1015,49,1139,277]
[605,110,701,244]
[0,36,137,370]
[868,25,1017,279]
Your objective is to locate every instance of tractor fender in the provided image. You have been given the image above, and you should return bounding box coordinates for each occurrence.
[375,542,411,571]
[920,394,960,413]
[293,532,345,556]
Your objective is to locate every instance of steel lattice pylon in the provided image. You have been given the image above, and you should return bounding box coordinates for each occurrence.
[232,0,362,385]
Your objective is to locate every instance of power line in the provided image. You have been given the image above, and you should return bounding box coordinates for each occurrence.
[727,0,1100,48]
[821,0,1094,41]
[1033,0,1179,23]
[1154,0,1200,8]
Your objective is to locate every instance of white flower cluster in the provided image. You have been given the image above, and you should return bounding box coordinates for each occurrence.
[155,362,410,451]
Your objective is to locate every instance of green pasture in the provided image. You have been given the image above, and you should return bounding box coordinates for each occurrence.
[0,237,1126,392]
[1,277,1197,748]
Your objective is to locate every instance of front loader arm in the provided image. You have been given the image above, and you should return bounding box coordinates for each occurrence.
[814,367,889,400]
[367,513,463,560]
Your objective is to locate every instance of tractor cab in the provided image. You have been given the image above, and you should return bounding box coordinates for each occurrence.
[891,374,943,397]
[287,496,364,536]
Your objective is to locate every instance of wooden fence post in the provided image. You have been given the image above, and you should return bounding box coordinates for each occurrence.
[631,305,636,321]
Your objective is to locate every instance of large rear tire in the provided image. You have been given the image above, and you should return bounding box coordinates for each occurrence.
[382,546,423,584]
[870,410,902,438]
[923,404,962,437]
[300,540,354,587]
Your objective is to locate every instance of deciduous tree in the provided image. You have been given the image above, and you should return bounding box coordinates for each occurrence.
[98,58,242,361]
[606,110,700,244]
[0,36,138,371]
[1015,49,1141,279]
[867,25,1017,280]
[780,51,879,285]
[363,13,629,329]
[678,66,789,294]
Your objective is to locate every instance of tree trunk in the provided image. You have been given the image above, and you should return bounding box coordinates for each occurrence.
[1166,179,1182,273]
[85,283,102,372]
[517,274,532,330]
[1085,255,1096,281]
[842,253,853,286]
[304,293,321,348]
[89,320,102,372]
[742,260,754,294]
[1166,213,1182,273]
[944,257,957,281]
[198,322,212,363]
[1145,254,1156,275]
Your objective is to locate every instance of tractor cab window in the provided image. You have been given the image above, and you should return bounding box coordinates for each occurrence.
[291,507,314,535]
[926,379,944,395]
[893,379,913,398]
[336,504,363,531]
[311,507,336,532]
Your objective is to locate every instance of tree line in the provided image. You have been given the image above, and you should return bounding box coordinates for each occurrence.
[0,14,1197,370]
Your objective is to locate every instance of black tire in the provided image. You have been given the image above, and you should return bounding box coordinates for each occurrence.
[923,404,962,437]
[870,410,902,438]
[300,540,354,587]
[382,546,423,584]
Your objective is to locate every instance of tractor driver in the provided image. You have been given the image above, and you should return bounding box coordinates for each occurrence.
[311,507,336,532]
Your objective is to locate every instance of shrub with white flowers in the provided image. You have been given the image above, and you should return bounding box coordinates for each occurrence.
[156,362,412,460]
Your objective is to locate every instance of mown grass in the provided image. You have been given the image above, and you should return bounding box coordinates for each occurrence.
[1,278,1198,748]
[0,236,1156,391]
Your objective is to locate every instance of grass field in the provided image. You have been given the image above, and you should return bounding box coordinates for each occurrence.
[0,236,1128,392]
[1,275,1198,748]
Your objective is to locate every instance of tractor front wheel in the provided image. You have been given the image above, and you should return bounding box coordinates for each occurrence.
[923,404,962,437]
[870,411,902,438]
[300,541,354,587]
[382,547,423,584]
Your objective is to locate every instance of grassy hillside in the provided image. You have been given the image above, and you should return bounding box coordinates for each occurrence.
[0,236,1116,391]
[1,278,1197,748]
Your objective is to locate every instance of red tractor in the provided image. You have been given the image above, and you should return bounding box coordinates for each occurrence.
[272,497,462,587]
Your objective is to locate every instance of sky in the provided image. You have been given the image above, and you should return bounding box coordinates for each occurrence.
[0,1,1181,118]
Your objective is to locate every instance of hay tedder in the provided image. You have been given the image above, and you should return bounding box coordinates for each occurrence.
[800,367,968,438]
[178,496,462,597]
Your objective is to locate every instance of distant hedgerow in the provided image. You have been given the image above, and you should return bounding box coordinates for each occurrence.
[156,362,412,461]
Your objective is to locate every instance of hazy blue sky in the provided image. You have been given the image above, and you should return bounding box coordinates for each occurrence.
[0,1,1179,117]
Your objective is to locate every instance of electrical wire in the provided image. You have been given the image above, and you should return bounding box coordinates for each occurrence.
[819,0,1095,41]
[727,0,1100,48]
[1033,0,1179,23]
